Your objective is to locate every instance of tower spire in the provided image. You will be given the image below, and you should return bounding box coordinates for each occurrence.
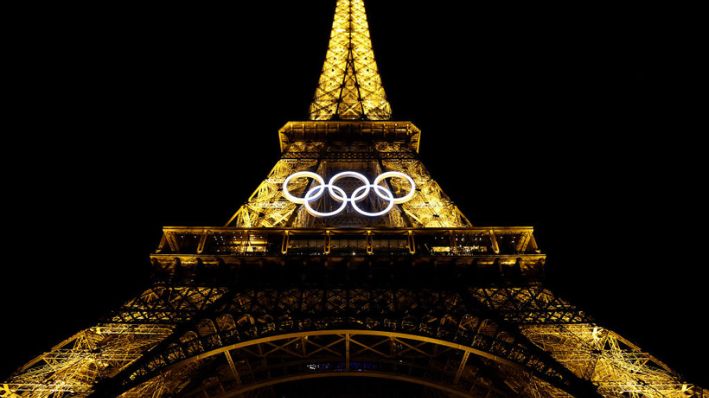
[309,0,392,121]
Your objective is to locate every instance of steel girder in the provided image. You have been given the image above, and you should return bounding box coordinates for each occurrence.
[90,286,597,398]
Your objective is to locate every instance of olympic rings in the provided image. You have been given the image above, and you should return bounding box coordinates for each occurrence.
[282,171,416,217]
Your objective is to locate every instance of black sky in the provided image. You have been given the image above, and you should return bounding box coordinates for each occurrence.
[3,0,705,386]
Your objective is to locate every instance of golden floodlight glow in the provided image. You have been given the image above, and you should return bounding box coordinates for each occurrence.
[3,0,705,396]
[309,0,392,121]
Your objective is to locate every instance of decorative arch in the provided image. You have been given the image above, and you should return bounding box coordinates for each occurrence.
[96,287,598,397]
[120,330,562,398]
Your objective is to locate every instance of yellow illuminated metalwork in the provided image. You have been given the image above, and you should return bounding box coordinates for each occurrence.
[472,287,706,397]
[382,159,472,227]
[0,287,224,398]
[0,324,172,397]
[3,0,706,397]
[225,122,471,229]
[117,330,571,398]
[225,159,317,228]
[521,324,701,398]
[309,0,391,121]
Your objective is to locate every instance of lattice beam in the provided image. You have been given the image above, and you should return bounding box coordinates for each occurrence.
[309,0,391,121]
[470,286,705,397]
[117,331,575,398]
[95,287,598,397]
[2,324,172,398]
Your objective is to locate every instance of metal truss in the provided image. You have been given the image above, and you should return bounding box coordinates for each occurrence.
[4,0,705,396]
[227,121,468,229]
[1,287,228,398]
[471,287,705,397]
[309,0,391,121]
[119,330,571,398]
[91,287,597,397]
[382,160,471,228]
[109,286,228,324]
[469,287,590,325]
[7,284,703,397]
[521,325,703,398]
[1,324,171,398]
[277,122,421,153]
[225,159,318,228]
[152,226,543,266]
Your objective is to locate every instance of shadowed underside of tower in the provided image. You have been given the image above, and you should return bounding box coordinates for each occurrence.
[2,0,705,397]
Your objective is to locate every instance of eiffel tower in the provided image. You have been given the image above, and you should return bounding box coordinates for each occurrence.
[2,1,704,397]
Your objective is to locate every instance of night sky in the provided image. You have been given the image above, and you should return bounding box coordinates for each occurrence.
[3,0,705,387]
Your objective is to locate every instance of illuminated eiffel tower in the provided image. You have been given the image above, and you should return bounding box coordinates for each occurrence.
[3,0,704,397]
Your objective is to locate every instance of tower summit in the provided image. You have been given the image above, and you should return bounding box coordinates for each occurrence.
[2,1,705,397]
[309,0,391,120]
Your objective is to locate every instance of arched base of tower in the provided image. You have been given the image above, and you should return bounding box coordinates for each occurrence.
[113,329,581,398]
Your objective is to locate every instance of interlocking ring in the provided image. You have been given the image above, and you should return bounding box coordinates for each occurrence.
[282,171,416,217]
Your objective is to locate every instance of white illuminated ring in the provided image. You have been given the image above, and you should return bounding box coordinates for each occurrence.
[282,171,325,204]
[328,171,370,202]
[281,171,416,217]
[303,184,348,217]
[373,171,416,204]
[350,184,395,216]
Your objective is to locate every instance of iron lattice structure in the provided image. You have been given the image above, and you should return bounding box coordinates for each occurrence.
[3,0,705,397]
[309,0,391,121]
